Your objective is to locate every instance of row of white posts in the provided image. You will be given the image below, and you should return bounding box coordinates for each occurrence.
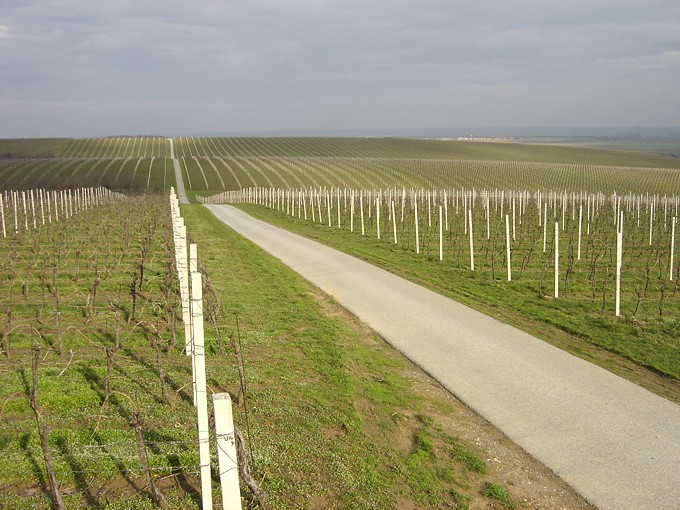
[170,187,242,509]
[203,187,678,318]
[0,187,120,238]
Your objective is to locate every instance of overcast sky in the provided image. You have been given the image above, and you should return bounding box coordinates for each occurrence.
[1,0,679,138]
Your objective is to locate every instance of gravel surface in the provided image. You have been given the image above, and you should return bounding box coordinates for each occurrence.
[206,204,680,510]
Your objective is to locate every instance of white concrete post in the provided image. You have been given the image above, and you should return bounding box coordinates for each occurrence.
[13,192,18,232]
[577,205,583,261]
[512,197,516,240]
[439,206,443,261]
[30,190,36,229]
[554,222,559,298]
[506,214,511,281]
[39,189,45,225]
[360,193,365,236]
[0,195,5,238]
[376,198,380,239]
[543,203,548,253]
[302,191,307,220]
[53,192,59,223]
[615,213,623,317]
[414,199,420,254]
[190,270,213,510]
[213,393,242,509]
[22,191,28,230]
[327,192,332,227]
[392,200,397,245]
[671,217,677,281]
[469,210,475,271]
[179,224,192,356]
[46,190,52,224]
[649,202,654,246]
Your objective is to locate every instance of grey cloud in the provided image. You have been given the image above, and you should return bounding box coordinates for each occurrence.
[0,0,679,137]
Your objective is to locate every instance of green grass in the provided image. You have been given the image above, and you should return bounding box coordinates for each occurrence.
[235,203,680,403]
[0,139,71,159]
[183,204,500,508]
[0,195,529,508]
[482,482,515,509]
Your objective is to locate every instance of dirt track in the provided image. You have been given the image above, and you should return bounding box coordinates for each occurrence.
[206,204,680,510]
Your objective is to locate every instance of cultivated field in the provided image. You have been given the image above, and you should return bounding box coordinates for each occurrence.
[2,136,680,194]
[1,136,679,508]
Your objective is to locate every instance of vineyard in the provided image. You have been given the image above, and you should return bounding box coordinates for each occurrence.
[203,185,680,400]
[1,136,680,507]
[0,188,590,509]
[1,137,680,195]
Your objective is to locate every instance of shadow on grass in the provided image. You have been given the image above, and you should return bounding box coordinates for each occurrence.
[54,436,101,509]
[19,432,47,497]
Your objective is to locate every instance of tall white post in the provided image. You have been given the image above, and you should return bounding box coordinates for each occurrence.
[350,193,354,232]
[543,203,548,253]
[22,192,28,230]
[30,190,36,229]
[615,213,623,317]
[649,202,654,246]
[0,195,5,238]
[39,189,45,225]
[670,217,676,281]
[512,197,516,240]
[439,206,443,261]
[505,214,511,281]
[190,270,213,510]
[554,222,559,298]
[179,224,192,356]
[213,393,242,510]
[376,198,380,239]
[577,205,583,261]
[360,193,365,236]
[469,210,475,271]
[47,191,52,224]
[392,200,397,245]
[414,199,420,254]
[13,192,18,232]
[327,192,332,227]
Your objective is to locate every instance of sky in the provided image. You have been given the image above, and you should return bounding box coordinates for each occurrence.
[1,0,679,138]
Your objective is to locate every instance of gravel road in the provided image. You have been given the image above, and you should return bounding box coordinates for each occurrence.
[206,204,680,510]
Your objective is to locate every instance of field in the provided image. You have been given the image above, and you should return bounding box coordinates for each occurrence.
[1,135,679,507]
[2,136,680,194]
[0,189,593,509]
